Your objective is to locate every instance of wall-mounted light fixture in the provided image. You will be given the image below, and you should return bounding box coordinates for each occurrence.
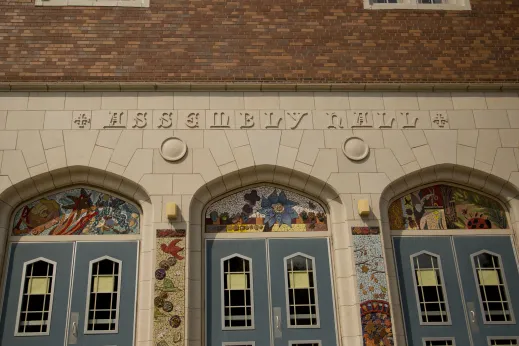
[166,202,177,220]
[357,199,370,217]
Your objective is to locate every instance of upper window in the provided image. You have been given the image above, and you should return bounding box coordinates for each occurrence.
[35,0,149,7]
[411,251,451,325]
[12,187,140,236]
[15,258,56,336]
[221,255,254,329]
[388,184,508,231]
[84,256,122,333]
[365,0,471,10]
[205,186,327,234]
[472,251,514,324]
[285,253,319,327]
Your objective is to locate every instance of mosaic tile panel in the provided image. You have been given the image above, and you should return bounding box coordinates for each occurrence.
[352,226,394,346]
[205,186,327,233]
[154,229,185,346]
[388,184,508,230]
[12,188,140,236]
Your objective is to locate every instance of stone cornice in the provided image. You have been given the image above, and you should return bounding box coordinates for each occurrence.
[0,82,518,92]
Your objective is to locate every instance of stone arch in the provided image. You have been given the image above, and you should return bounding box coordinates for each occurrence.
[185,164,359,346]
[0,165,153,345]
[378,163,519,346]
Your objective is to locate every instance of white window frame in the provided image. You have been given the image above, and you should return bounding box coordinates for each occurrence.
[284,252,321,329]
[422,337,456,346]
[14,257,57,337]
[35,0,149,7]
[220,253,255,331]
[364,0,471,11]
[83,255,123,335]
[471,250,515,325]
[410,250,452,326]
[487,336,519,345]
[222,342,256,346]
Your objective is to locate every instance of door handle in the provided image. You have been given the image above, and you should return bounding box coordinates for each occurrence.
[72,321,78,337]
[273,307,282,338]
[470,310,476,323]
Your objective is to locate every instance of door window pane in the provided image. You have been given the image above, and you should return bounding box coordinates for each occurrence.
[285,254,319,327]
[289,343,321,346]
[16,259,56,335]
[489,339,518,345]
[472,252,513,323]
[411,252,451,324]
[222,255,254,328]
[85,257,121,333]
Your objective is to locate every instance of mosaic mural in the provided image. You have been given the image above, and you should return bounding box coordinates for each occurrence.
[154,229,185,346]
[388,184,508,231]
[352,226,394,346]
[205,186,327,233]
[12,188,140,236]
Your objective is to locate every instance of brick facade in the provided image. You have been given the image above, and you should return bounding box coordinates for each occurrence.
[1,0,518,83]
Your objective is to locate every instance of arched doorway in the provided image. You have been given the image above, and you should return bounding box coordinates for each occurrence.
[389,183,519,346]
[203,184,339,346]
[0,186,141,346]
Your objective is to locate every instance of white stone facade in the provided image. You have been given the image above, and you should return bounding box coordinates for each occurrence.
[1,91,519,346]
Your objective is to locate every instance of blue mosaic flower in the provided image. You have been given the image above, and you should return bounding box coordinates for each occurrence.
[259,190,298,227]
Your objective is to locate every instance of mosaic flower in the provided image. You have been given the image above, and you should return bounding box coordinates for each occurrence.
[259,190,298,228]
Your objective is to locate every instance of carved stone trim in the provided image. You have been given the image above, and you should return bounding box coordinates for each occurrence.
[1,82,518,92]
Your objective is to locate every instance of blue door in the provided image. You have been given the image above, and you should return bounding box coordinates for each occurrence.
[268,238,337,346]
[394,236,519,346]
[206,239,271,346]
[206,238,338,346]
[393,237,471,346]
[69,241,138,346]
[0,243,74,346]
[453,236,519,346]
[0,241,138,346]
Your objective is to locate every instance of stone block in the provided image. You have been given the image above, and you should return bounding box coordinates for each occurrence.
[474,110,510,128]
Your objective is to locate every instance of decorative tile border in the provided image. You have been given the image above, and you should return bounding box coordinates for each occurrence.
[352,226,394,346]
[154,229,186,346]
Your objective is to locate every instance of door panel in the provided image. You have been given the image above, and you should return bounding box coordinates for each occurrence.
[206,239,270,346]
[453,236,519,346]
[268,238,337,346]
[0,243,74,346]
[393,237,471,346]
[69,241,138,346]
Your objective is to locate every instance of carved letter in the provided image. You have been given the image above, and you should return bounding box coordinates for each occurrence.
[401,112,418,128]
[157,112,173,129]
[132,112,148,129]
[287,112,308,129]
[210,112,230,128]
[327,112,344,129]
[265,112,283,129]
[377,112,395,129]
[185,112,199,128]
[351,111,372,128]
[104,111,126,129]
[240,112,255,129]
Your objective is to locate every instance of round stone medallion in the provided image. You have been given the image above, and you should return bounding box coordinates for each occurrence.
[342,137,369,161]
[160,137,187,162]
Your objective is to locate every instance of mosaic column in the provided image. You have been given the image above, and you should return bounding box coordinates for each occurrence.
[154,229,186,346]
[352,226,394,346]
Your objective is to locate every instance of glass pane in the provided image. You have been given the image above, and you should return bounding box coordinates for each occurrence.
[17,260,54,335]
[412,253,450,323]
[222,256,253,328]
[473,253,513,323]
[85,258,120,332]
[424,340,454,346]
[286,255,319,327]
[490,340,518,345]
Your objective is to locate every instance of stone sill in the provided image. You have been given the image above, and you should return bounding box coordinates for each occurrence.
[0,82,518,92]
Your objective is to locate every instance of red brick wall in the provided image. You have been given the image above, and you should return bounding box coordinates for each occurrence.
[1,0,518,83]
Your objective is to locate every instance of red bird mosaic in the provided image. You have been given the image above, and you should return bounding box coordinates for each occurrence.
[160,239,184,260]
